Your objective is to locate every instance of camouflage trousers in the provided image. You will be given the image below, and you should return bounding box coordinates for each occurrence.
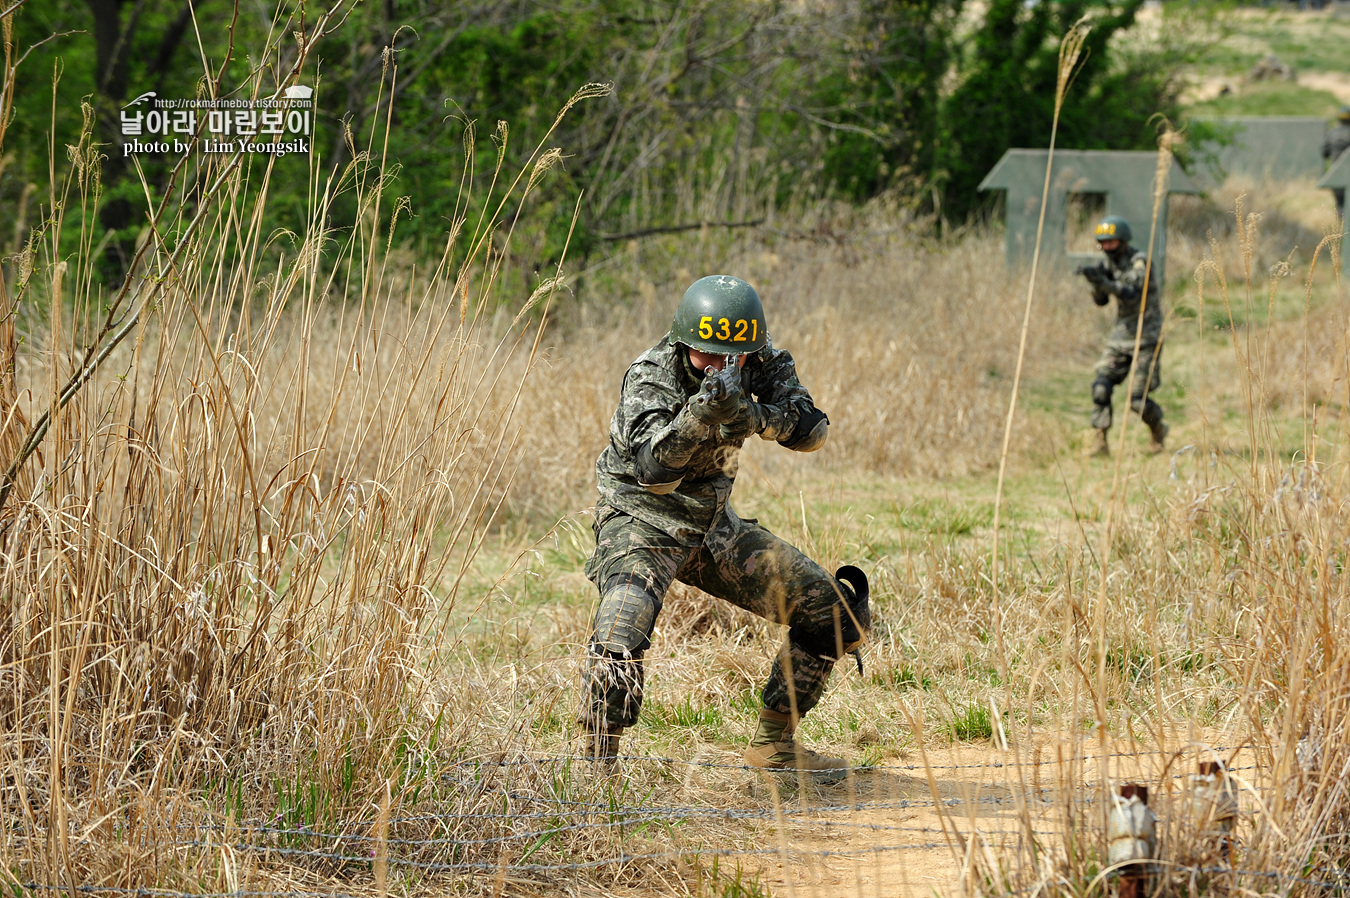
[1091,342,1163,431]
[581,509,845,732]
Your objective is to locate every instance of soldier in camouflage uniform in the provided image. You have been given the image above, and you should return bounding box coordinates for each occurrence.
[1325,106,1350,218]
[580,275,870,779]
[1078,216,1168,457]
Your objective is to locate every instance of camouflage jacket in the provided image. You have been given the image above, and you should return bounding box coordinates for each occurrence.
[1095,247,1163,348]
[1324,123,1350,162]
[594,333,818,547]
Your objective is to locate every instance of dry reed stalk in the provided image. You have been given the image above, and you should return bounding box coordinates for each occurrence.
[981,19,1092,886]
[0,16,610,890]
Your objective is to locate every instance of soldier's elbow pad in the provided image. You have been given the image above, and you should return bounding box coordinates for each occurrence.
[635,440,685,494]
[781,408,829,452]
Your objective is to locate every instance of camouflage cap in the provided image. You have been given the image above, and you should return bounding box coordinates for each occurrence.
[1095,216,1132,245]
[671,275,768,354]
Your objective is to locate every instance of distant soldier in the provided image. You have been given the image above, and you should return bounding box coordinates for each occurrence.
[1077,216,1168,457]
[1325,106,1350,218]
[579,275,870,780]
[1246,54,1294,83]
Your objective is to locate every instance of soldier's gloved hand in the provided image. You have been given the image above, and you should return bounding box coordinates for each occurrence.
[718,399,768,441]
[689,378,742,427]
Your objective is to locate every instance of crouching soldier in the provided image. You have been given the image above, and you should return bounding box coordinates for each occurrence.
[579,275,870,780]
[1078,216,1169,456]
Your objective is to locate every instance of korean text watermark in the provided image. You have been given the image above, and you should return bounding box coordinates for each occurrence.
[119,85,314,157]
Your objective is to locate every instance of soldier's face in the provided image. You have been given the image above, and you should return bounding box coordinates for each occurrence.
[1098,238,1122,253]
[687,348,745,372]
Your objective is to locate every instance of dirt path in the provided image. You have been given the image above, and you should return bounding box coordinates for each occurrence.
[734,735,1251,898]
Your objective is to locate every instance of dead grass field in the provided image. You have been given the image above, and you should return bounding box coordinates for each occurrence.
[5,7,1350,895]
[4,145,1350,893]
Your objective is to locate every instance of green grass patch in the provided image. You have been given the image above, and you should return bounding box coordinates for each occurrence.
[1188,80,1344,118]
[699,859,774,898]
[645,695,727,738]
[1107,644,1155,683]
[872,664,933,691]
[895,498,994,537]
[946,703,995,742]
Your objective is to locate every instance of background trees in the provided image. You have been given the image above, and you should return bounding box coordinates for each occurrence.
[2,0,1191,291]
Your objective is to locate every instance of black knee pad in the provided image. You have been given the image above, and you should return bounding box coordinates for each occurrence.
[1131,396,1164,427]
[788,566,871,661]
[591,579,662,656]
[1092,378,1114,408]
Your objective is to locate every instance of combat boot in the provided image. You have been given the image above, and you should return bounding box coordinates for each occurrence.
[1147,420,1169,454]
[744,708,847,784]
[1085,427,1110,458]
[581,726,623,772]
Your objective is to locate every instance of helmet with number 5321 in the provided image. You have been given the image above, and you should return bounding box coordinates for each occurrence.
[1094,215,1133,245]
[672,275,768,354]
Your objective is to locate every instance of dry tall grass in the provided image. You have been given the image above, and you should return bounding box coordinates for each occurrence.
[6,7,1350,896]
[0,23,599,887]
[488,175,1350,897]
[507,217,1100,524]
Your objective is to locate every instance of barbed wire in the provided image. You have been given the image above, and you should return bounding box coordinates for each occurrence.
[4,744,1292,896]
[17,890,366,898]
[449,745,1245,775]
[17,861,1350,896]
[140,749,1257,846]
[162,815,1065,852]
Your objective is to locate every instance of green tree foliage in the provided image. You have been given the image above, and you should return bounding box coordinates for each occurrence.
[7,0,231,276]
[1,0,1196,292]
[937,0,1189,221]
[807,0,964,201]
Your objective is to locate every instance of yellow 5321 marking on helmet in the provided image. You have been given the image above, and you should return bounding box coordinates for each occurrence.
[698,315,759,342]
[1096,222,1117,237]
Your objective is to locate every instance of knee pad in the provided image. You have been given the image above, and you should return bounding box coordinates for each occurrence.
[1132,397,1164,427]
[591,580,661,657]
[1092,378,1114,408]
[788,565,871,660]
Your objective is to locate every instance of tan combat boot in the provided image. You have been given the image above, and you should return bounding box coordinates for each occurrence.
[1147,421,1169,454]
[581,726,623,772]
[744,708,847,783]
[1084,427,1110,458]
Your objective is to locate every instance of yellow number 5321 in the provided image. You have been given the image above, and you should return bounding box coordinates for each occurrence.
[698,316,758,342]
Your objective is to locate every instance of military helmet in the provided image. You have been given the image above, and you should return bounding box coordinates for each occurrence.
[671,275,768,354]
[1094,215,1132,245]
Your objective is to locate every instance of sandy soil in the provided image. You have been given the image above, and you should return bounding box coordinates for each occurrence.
[727,732,1252,898]
[1297,71,1350,104]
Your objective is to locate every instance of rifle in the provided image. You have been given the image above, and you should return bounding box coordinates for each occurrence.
[1076,260,1110,287]
[699,354,742,401]
[689,354,743,424]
